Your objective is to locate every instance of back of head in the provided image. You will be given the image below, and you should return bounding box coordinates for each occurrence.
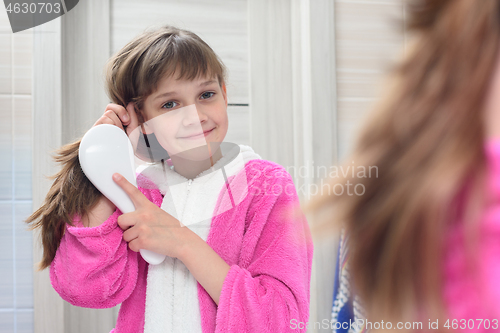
[309,0,500,327]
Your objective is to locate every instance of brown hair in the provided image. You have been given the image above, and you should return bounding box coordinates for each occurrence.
[307,0,500,327]
[26,25,227,270]
[105,25,227,118]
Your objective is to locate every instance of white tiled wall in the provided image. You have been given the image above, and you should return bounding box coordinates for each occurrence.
[0,4,34,333]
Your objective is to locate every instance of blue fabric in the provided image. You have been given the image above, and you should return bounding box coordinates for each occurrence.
[332,242,354,333]
[331,230,367,333]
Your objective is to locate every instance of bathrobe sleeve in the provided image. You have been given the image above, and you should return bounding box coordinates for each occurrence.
[49,185,163,309]
[215,163,314,332]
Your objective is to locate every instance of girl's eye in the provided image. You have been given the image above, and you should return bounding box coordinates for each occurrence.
[201,92,215,100]
[161,101,178,109]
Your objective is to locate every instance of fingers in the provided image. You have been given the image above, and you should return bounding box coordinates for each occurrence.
[119,220,144,252]
[105,110,124,130]
[127,238,141,252]
[112,173,147,207]
[122,223,138,241]
[106,103,130,126]
[93,103,131,130]
[93,111,123,130]
[117,214,134,231]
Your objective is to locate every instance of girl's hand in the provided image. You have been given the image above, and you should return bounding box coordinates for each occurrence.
[93,102,139,137]
[112,172,196,259]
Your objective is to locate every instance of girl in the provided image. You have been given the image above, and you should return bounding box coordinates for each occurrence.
[27,25,313,333]
[308,0,500,331]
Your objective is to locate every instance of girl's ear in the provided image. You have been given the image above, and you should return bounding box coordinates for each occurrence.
[135,108,145,124]
[134,108,154,135]
[222,83,227,106]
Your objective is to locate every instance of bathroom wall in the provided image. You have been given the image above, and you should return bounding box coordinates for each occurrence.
[0,5,34,333]
[336,0,406,161]
[3,0,410,332]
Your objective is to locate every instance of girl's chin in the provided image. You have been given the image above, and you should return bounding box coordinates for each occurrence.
[170,143,215,161]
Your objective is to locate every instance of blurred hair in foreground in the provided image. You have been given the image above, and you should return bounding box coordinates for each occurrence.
[305,0,500,330]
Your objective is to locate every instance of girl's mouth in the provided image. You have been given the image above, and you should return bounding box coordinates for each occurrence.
[180,127,214,139]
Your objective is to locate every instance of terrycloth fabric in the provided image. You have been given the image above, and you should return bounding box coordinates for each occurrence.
[140,144,262,332]
[50,145,313,333]
[443,138,500,328]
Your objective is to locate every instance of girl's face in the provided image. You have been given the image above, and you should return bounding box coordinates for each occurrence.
[139,73,228,160]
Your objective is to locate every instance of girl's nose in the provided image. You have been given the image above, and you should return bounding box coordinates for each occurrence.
[182,104,207,127]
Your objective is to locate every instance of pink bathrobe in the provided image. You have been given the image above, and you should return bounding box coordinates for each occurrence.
[443,138,500,328]
[49,158,313,332]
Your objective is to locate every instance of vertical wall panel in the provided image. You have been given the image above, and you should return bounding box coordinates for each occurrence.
[0,96,12,199]
[61,0,111,142]
[0,203,14,309]
[335,0,405,160]
[0,312,14,333]
[248,0,295,168]
[0,2,35,331]
[0,34,11,95]
[16,311,34,333]
[0,8,11,95]
[12,33,32,95]
[33,17,64,333]
[0,2,10,32]
[13,96,32,200]
[15,203,34,309]
[309,0,337,172]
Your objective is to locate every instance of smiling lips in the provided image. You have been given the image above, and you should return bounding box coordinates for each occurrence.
[180,128,214,139]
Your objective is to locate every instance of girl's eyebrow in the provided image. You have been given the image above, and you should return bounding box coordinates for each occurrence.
[153,80,218,101]
[153,91,176,101]
[200,80,217,86]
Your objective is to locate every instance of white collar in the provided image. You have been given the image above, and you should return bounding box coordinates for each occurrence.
[137,143,261,195]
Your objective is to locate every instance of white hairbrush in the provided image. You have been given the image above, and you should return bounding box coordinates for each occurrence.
[79,124,166,265]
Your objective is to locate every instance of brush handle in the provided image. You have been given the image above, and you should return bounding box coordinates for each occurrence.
[139,249,167,265]
[79,124,166,265]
